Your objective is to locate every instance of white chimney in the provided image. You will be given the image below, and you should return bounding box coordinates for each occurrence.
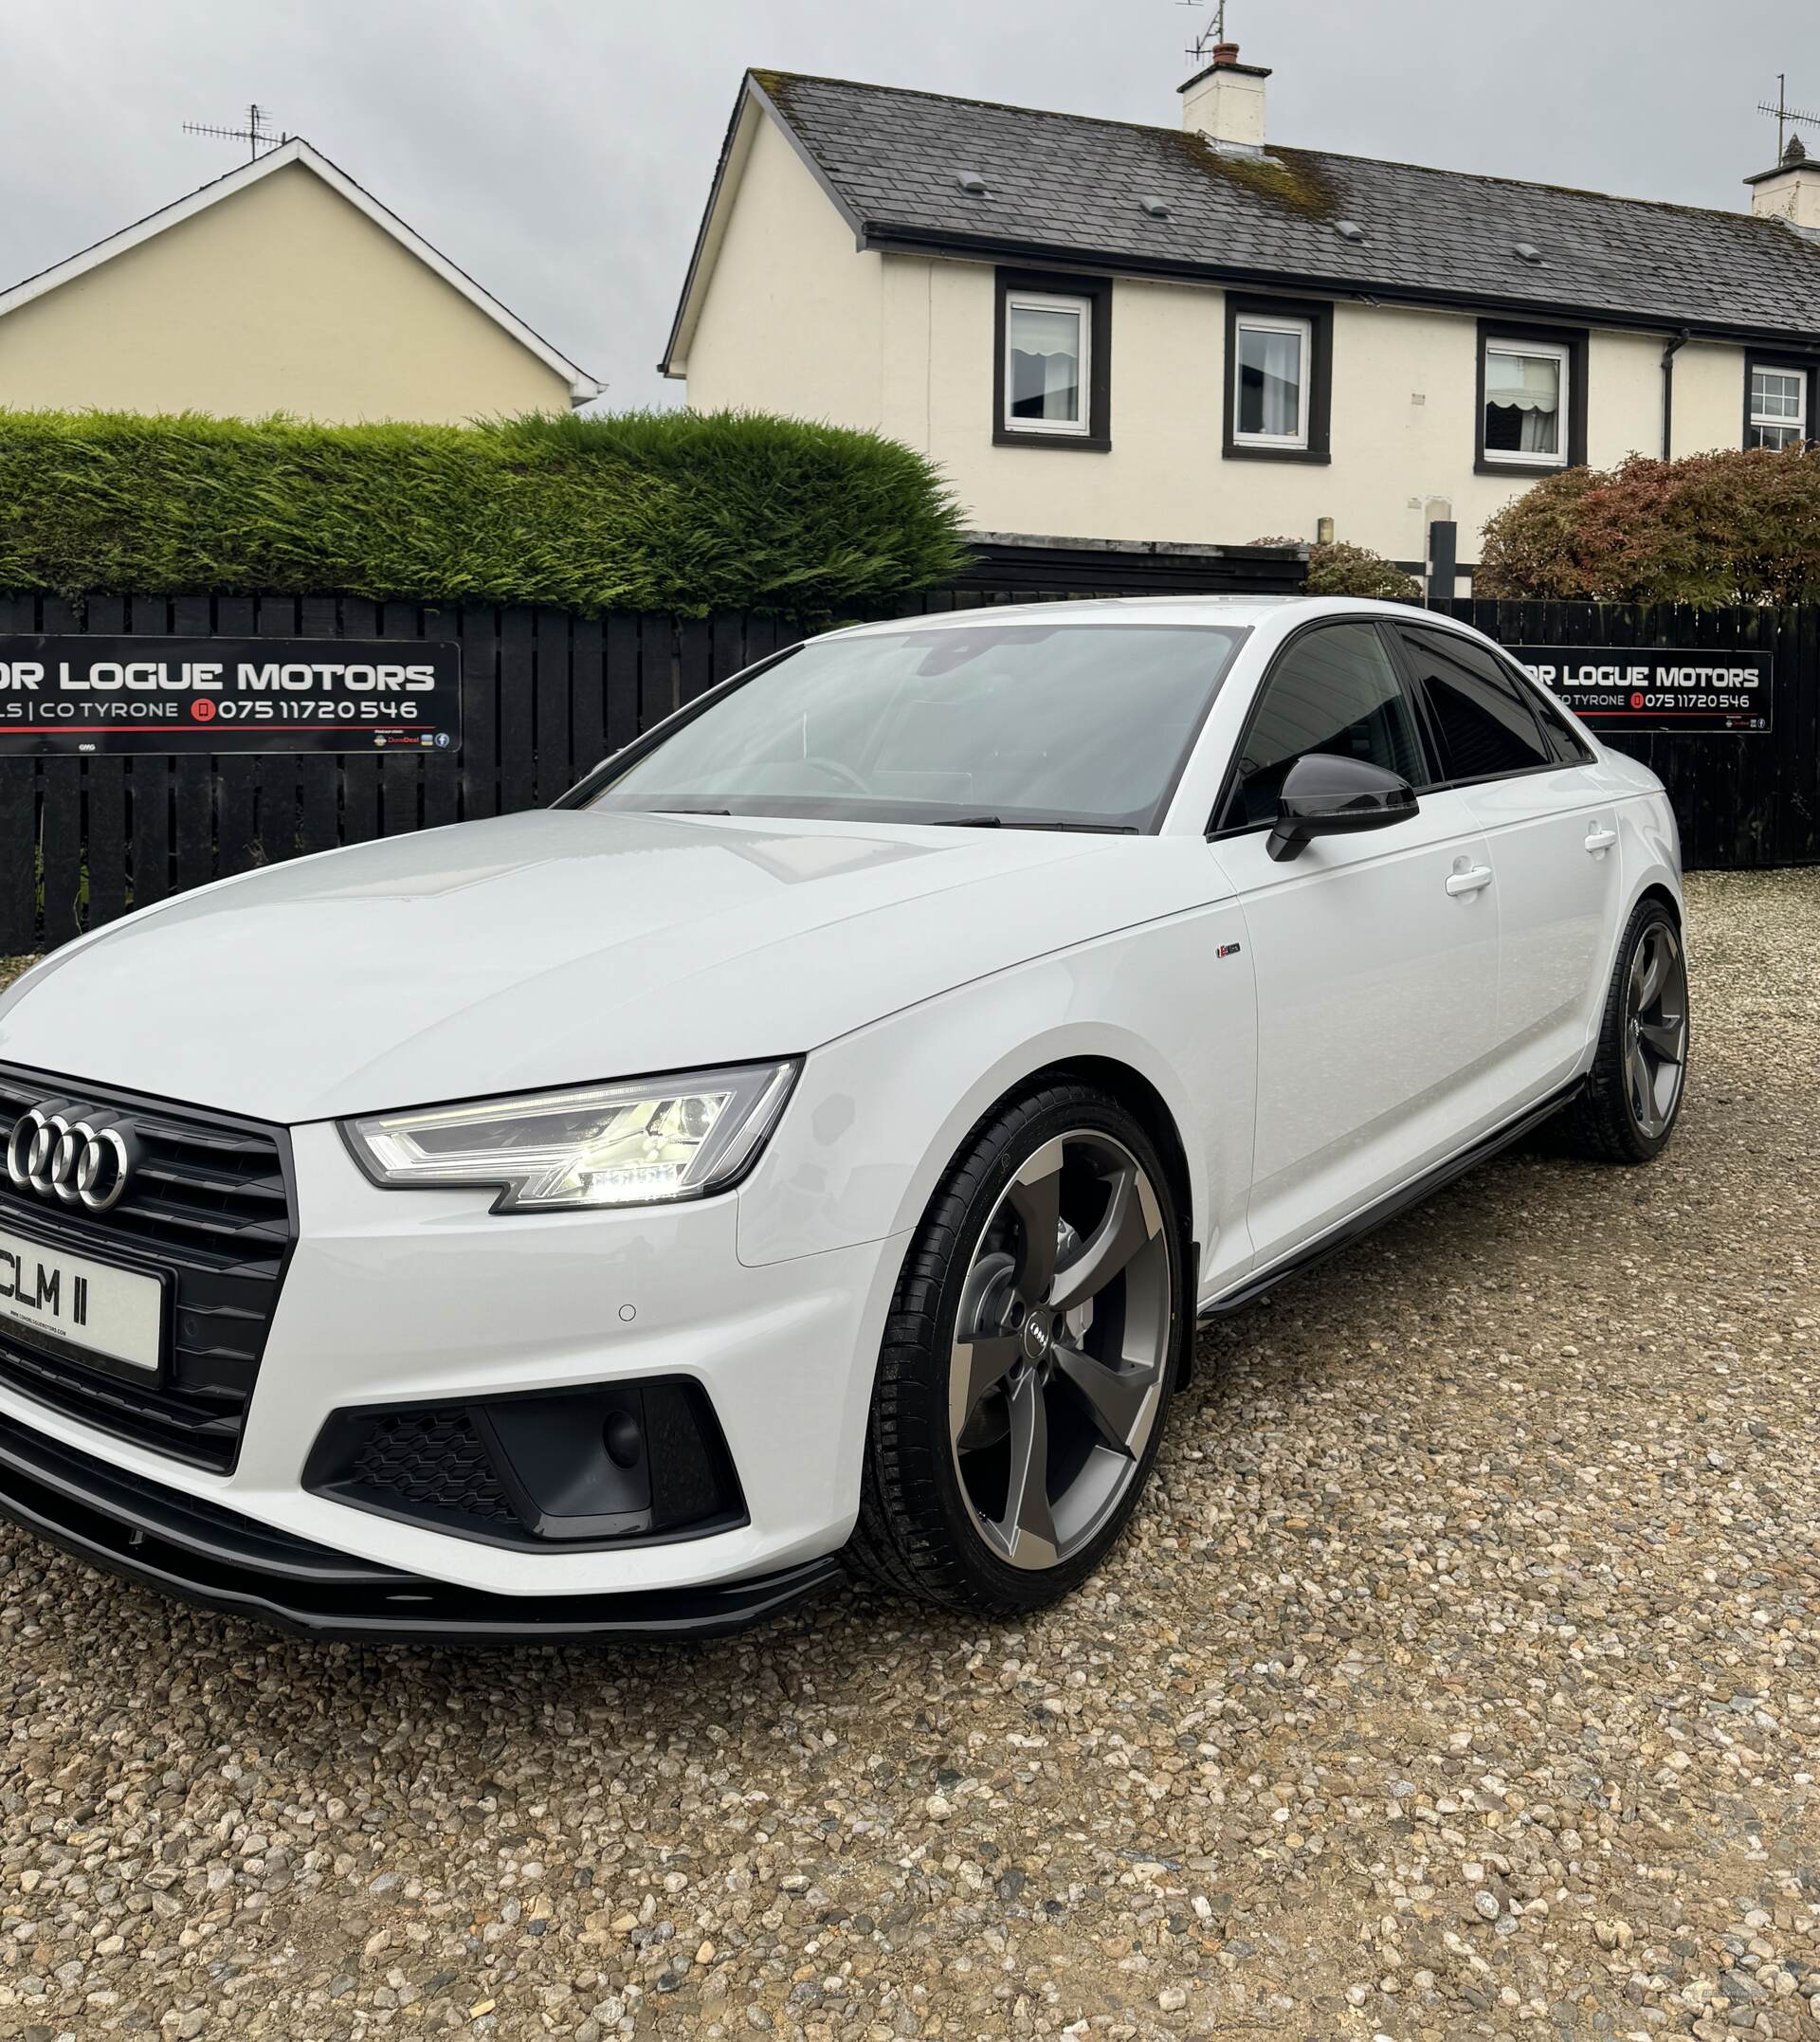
[1179,42,1270,155]
[1746,133,1820,235]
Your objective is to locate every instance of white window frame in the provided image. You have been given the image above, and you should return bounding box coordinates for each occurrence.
[1231,314,1313,450]
[1482,337,1571,470]
[1747,363,1809,451]
[1001,290,1091,438]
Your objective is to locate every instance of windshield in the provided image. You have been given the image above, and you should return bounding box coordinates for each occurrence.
[581,622,1247,833]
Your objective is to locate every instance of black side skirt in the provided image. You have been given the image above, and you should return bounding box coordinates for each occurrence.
[1199,1078,1584,1322]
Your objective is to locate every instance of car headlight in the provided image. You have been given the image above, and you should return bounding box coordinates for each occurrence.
[341,1060,800,1212]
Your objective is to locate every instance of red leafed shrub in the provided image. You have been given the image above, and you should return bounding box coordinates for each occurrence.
[1476,445,1820,608]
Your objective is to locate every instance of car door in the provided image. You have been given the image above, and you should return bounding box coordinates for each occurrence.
[1207,619,1501,1273]
[1391,623,1622,1103]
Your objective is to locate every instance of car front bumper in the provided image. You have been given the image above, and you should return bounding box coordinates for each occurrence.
[0,1412,845,1643]
[0,1121,909,1629]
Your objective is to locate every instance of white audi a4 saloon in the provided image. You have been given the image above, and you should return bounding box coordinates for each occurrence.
[0,597,1688,1642]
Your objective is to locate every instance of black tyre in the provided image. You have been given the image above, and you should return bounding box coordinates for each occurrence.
[1560,896,1689,1164]
[849,1082,1187,1615]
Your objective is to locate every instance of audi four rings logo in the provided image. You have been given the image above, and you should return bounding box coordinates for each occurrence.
[5,1104,137,1213]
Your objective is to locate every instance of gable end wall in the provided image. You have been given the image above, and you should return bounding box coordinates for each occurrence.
[0,162,575,423]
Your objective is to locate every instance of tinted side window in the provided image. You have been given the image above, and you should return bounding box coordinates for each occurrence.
[1222,623,1429,830]
[1507,664,1597,764]
[1399,627,1552,780]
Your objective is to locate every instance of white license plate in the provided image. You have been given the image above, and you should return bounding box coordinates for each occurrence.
[0,1222,163,1374]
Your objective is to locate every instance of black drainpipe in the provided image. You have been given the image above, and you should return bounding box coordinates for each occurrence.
[1661,328,1692,459]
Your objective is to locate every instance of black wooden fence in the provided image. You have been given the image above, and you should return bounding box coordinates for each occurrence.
[1,589,1814,955]
[1430,597,1818,873]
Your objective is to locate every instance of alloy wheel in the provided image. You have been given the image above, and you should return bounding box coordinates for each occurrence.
[947,1130,1173,1571]
[1624,920,1688,1140]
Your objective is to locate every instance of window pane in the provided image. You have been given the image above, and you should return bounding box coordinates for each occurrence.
[593,624,1246,832]
[1225,624,1425,828]
[1483,348,1561,457]
[1237,324,1303,437]
[1751,369,1802,421]
[1516,669,1595,764]
[1008,302,1083,424]
[1748,422,1799,451]
[1401,628,1552,778]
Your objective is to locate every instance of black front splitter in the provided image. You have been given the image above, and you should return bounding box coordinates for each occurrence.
[0,1410,841,1646]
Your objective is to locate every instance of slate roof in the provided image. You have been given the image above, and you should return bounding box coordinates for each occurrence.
[741,69,1820,348]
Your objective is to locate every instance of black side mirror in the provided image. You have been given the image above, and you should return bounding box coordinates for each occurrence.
[1265,753,1419,864]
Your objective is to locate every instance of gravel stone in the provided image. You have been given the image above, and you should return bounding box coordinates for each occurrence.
[0,867,1815,2039]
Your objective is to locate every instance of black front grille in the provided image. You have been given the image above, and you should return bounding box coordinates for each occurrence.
[0,1066,296,1471]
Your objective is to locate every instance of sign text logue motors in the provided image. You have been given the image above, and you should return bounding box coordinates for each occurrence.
[0,637,463,755]
[1509,646,1772,735]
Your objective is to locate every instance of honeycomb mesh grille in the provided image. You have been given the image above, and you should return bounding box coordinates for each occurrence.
[345,1411,519,1525]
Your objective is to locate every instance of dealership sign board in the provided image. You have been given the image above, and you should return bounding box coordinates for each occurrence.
[1507,646,1772,735]
[0,637,463,755]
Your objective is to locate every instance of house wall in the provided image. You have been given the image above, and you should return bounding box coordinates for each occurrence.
[681,118,1760,565]
[686,115,884,425]
[0,162,574,424]
[1671,341,1751,453]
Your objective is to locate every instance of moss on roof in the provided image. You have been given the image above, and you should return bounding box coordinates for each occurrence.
[1194,142,1343,222]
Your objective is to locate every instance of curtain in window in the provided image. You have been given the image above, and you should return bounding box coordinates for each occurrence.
[1008,305,1082,424]
[1484,350,1560,455]
[1238,326,1302,437]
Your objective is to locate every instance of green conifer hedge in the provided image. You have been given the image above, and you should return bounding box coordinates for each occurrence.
[0,408,971,615]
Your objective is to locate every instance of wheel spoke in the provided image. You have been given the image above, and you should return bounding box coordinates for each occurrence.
[1048,1166,1156,1314]
[1627,1042,1655,1125]
[1005,1140,1065,1299]
[1637,931,1672,1012]
[991,1370,1058,1567]
[949,1332,1020,1442]
[1052,1342,1153,1457]
[1638,1017,1684,1063]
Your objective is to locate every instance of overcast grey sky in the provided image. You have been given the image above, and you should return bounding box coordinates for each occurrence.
[2,0,1812,410]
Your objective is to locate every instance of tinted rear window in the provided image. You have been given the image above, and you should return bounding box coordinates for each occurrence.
[1399,627,1553,780]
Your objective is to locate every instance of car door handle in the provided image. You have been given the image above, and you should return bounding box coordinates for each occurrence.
[1584,824,1619,853]
[1445,865,1494,897]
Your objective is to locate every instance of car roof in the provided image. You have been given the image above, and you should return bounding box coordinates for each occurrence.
[826,595,1444,637]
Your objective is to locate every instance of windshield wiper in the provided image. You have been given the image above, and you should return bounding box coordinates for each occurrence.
[654,806,733,816]
[929,815,1139,834]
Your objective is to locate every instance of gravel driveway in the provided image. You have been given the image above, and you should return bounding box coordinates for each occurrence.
[0,868,1815,2042]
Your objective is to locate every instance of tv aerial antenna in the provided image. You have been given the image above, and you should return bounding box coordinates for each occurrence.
[183,103,288,163]
[1757,75,1818,159]
[1178,0,1234,66]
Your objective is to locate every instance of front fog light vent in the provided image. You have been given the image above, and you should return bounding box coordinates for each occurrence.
[602,1408,643,1470]
[303,1378,744,1551]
